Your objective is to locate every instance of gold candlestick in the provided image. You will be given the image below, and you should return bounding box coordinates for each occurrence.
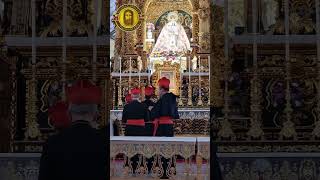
[178,87,184,106]
[187,84,193,106]
[197,91,203,106]
[118,83,123,107]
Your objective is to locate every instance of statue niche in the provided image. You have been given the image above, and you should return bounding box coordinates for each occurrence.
[151,11,191,57]
[40,0,99,37]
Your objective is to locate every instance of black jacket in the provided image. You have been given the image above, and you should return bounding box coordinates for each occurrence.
[142,99,155,108]
[151,92,179,120]
[38,121,107,180]
[122,100,150,123]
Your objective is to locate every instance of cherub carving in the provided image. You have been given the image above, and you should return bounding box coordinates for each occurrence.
[41,0,95,37]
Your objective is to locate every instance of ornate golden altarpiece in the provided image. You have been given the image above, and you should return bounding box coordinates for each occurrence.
[110,0,212,137]
[151,61,181,96]
[210,0,320,154]
[1,0,110,152]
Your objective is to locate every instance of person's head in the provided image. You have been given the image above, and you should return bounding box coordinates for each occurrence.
[66,80,102,124]
[68,103,98,122]
[48,101,71,131]
[130,87,141,101]
[158,77,170,97]
[124,9,133,25]
[144,86,154,99]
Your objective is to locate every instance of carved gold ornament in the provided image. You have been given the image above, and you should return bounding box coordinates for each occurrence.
[152,61,181,96]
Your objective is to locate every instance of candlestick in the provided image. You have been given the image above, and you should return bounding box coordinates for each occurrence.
[118,57,123,107]
[197,56,203,106]
[188,56,191,81]
[148,61,151,85]
[129,57,132,89]
[208,55,210,105]
[187,55,193,106]
[138,69,141,87]
[198,56,201,95]
[178,57,184,106]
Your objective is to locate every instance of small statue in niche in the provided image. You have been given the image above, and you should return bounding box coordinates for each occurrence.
[146,23,155,40]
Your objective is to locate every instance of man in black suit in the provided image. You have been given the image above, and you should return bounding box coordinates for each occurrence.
[38,80,107,180]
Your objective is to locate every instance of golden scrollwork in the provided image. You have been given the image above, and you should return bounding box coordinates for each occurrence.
[280,119,297,140]
[25,79,41,140]
[144,0,193,23]
[152,61,181,96]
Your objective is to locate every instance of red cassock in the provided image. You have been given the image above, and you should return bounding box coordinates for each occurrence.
[48,101,71,129]
[66,80,102,104]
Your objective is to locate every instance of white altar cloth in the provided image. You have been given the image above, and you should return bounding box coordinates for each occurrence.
[110,136,197,159]
[110,136,197,143]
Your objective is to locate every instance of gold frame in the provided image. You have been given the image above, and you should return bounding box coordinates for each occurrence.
[152,61,181,96]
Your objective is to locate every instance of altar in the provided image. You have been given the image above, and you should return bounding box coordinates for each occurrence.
[110,109,210,136]
[110,0,211,179]
[110,0,211,136]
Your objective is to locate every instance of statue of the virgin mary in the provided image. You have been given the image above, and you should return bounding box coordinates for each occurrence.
[151,11,191,56]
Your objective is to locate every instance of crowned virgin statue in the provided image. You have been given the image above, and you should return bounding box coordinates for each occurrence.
[151,11,191,56]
